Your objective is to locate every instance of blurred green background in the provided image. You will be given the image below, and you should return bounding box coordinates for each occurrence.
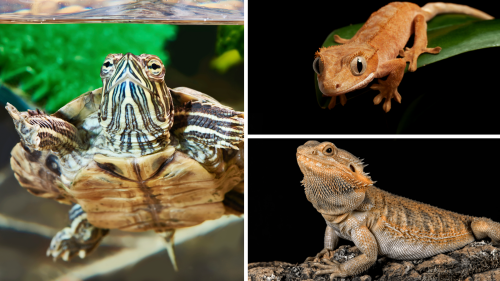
[0,24,243,281]
[0,24,243,113]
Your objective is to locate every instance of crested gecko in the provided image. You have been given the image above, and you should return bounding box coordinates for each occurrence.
[313,2,493,112]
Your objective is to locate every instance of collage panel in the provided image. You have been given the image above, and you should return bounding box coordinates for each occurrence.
[0,5,244,280]
[249,138,500,280]
[249,1,499,134]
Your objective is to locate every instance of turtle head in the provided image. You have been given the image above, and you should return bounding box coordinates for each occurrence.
[98,53,174,155]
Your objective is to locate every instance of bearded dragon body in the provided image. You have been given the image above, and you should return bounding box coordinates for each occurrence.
[313,2,493,112]
[296,141,500,279]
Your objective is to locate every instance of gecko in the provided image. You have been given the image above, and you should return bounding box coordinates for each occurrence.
[312,2,493,112]
[296,141,500,279]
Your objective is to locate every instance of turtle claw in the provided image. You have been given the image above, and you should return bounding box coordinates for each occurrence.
[5,103,42,150]
[46,226,87,262]
[47,205,109,262]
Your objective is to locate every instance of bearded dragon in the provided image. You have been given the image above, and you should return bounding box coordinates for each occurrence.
[296,141,500,280]
[313,2,493,112]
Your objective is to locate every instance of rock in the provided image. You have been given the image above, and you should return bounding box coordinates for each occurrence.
[248,241,500,281]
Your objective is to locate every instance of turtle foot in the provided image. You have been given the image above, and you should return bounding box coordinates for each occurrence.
[47,204,108,261]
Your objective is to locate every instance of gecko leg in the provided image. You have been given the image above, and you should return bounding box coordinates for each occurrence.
[312,225,378,280]
[400,14,441,72]
[305,226,338,262]
[47,204,109,261]
[333,34,351,44]
[371,59,406,112]
[327,94,347,110]
[471,217,500,246]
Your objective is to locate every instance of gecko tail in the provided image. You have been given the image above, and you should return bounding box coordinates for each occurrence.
[421,2,493,21]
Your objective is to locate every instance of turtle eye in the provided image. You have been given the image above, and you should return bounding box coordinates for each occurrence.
[350,56,366,76]
[322,145,336,156]
[101,59,114,76]
[147,59,163,76]
[313,57,322,75]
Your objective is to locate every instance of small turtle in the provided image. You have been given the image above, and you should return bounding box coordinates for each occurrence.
[6,53,244,269]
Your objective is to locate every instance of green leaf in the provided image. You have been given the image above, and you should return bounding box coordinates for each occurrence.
[315,15,500,109]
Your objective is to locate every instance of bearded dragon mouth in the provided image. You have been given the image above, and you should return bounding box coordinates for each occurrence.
[320,73,375,96]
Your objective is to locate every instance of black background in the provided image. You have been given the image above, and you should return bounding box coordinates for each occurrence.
[248,1,500,134]
[248,139,500,263]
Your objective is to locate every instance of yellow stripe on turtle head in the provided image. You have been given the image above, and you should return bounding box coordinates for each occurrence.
[98,53,174,156]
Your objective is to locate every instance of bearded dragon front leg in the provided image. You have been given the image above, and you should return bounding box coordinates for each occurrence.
[371,59,405,113]
[305,226,338,262]
[400,14,442,72]
[312,225,378,280]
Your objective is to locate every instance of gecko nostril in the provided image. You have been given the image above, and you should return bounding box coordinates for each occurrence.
[336,84,340,89]
[311,150,317,155]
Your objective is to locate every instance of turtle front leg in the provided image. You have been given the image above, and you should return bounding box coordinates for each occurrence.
[5,103,82,154]
[172,101,244,150]
[47,204,109,261]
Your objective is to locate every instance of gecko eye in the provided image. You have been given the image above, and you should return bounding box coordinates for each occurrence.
[322,145,336,156]
[350,56,367,76]
[313,57,322,75]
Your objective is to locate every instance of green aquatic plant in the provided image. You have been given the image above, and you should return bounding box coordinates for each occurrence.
[212,25,243,73]
[314,15,500,109]
[0,24,177,113]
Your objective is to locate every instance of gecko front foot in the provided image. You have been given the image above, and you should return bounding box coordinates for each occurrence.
[312,260,347,280]
[333,34,351,44]
[327,95,347,110]
[399,45,441,72]
[304,248,334,262]
[371,79,402,112]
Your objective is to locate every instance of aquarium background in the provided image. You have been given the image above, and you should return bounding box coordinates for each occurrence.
[0,24,243,280]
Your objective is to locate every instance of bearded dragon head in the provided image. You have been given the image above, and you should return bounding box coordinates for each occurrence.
[313,43,378,97]
[296,141,374,215]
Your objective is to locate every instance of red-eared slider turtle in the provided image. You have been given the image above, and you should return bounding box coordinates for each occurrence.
[5,53,244,270]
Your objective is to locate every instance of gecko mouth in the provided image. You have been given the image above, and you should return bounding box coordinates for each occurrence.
[319,73,375,96]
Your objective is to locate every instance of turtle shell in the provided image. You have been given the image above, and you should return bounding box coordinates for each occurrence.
[71,144,243,232]
[9,85,244,233]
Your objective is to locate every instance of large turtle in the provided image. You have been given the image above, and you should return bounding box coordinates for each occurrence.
[5,53,244,270]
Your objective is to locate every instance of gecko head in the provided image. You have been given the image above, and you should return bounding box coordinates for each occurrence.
[296,141,373,193]
[313,43,378,96]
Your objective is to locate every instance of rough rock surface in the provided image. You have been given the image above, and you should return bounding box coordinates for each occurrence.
[248,241,500,281]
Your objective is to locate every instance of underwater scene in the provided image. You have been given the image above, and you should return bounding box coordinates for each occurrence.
[0,0,243,24]
[0,24,243,280]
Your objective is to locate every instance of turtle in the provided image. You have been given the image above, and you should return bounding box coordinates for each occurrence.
[5,52,244,270]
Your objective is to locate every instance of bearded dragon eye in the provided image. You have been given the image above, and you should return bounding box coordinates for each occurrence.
[322,145,335,156]
[350,56,366,76]
[313,57,322,75]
